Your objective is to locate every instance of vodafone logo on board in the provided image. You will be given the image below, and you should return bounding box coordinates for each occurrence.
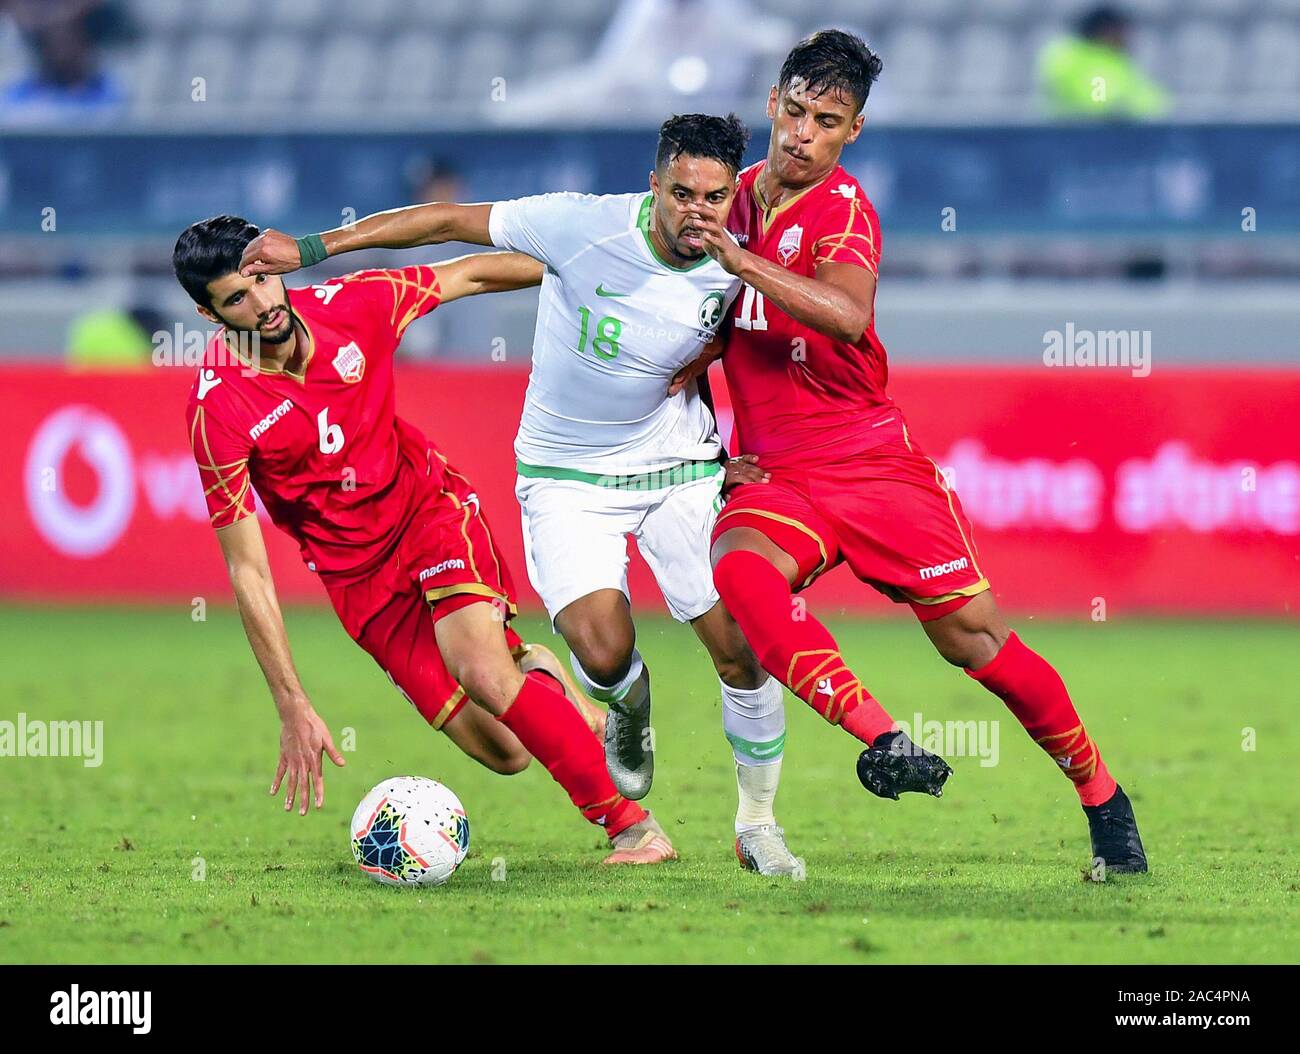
[24,405,136,558]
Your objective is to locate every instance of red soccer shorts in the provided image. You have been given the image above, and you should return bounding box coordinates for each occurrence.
[712,429,990,620]
[322,461,522,729]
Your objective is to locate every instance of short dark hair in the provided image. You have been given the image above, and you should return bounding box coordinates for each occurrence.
[172,214,260,306]
[655,113,750,177]
[778,29,882,114]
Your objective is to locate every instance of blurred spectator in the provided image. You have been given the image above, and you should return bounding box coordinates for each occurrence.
[406,158,465,205]
[0,0,130,122]
[498,0,792,125]
[1037,5,1168,120]
[66,303,160,369]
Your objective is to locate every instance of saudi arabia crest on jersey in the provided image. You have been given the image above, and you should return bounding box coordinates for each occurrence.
[698,290,725,333]
[777,224,803,266]
[332,341,366,383]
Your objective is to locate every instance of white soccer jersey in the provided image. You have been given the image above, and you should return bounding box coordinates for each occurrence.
[489,191,741,475]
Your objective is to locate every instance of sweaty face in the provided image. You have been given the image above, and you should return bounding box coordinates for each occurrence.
[203,271,294,344]
[650,154,738,261]
[766,78,864,185]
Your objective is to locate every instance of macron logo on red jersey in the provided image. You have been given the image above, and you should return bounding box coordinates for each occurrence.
[249,399,294,441]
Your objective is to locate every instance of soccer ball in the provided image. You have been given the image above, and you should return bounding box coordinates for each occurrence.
[350,776,470,886]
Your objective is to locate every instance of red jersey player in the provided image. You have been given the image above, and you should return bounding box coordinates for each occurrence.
[174,215,674,865]
[683,31,1147,875]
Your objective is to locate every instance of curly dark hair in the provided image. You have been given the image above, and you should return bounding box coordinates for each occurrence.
[655,112,750,176]
[778,29,883,113]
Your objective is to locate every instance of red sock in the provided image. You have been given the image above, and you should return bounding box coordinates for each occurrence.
[527,668,565,695]
[498,672,645,836]
[967,632,1116,806]
[715,550,895,743]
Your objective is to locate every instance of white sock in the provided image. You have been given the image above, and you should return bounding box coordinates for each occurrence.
[570,649,648,710]
[721,676,786,832]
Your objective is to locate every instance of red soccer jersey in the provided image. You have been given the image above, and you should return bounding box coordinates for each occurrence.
[185,265,445,577]
[724,160,895,467]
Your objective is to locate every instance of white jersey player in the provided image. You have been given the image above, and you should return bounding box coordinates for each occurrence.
[239,115,801,877]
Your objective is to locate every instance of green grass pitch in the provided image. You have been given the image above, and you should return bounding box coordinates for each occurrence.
[0,604,1295,964]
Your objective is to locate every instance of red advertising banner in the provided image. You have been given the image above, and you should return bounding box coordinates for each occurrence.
[1,364,1296,617]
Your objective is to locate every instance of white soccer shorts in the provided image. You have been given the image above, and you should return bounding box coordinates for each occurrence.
[515,466,725,625]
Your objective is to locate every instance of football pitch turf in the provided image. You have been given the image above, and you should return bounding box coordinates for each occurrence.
[0,604,1294,965]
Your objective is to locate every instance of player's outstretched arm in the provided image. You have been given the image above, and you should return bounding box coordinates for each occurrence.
[433,251,545,303]
[239,202,496,277]
[215,515,345,815]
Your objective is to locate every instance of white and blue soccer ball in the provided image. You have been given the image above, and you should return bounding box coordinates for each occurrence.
[350,776,470,886]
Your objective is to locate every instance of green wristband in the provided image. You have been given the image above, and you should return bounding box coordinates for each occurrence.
[295,233,328,267]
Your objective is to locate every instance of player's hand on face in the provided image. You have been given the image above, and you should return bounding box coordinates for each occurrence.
[723,453,769,492]
[271,703,346,816]
[687,206,742,274]
[239,229,303,277]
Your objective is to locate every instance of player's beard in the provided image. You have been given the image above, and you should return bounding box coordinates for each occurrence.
[255,306,294,344]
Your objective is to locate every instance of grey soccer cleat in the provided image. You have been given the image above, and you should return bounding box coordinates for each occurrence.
[735,825,803,878]
[604,689,653,801]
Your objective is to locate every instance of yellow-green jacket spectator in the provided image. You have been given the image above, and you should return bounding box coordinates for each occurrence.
[67,308,153,369]
[1038,6,1169,120]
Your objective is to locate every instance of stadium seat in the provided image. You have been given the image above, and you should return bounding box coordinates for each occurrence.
[895,0,965,23]
[245,35,309,107]
[335,0,405,33]
[478,0,539,32]
[1241,21,1300,95]
[314,36,380,110]
[1127,25,1170,87]
[526,31,587,82]
[1168,21,1237,100]
[950,25,1018,99]
[1121,0,1181,18]
[547,0,620,32]
[879,23,947,104]
[452,31,519,103]
[125,0,193,35]
[196,0,258,31]
[178,33,246,112]
[266,0,329,33]
[380,34,454,109]
[1186,0,1252,16]
[977,0,1037,22]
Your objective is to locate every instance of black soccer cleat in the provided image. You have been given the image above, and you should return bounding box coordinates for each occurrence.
[856,730,953,801]
[1084,783,1148,874]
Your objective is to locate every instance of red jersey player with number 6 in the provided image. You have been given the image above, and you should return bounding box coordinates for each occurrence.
[174,215,675,865]
[682,31,1147,875]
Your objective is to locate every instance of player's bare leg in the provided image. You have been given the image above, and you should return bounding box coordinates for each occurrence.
[434,599,674,864]
[921,591,1147,874]
[712,525,952,800]
[691,599,801,877]
[515,642,606,738]
[555,588,655,801]
[441,704,532,775]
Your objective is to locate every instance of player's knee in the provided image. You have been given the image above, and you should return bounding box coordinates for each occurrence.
[485,748,531,776]
[932,634,973,668]
[931,627,999,670]
[456,656,523,714]
[569,630,634,687]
